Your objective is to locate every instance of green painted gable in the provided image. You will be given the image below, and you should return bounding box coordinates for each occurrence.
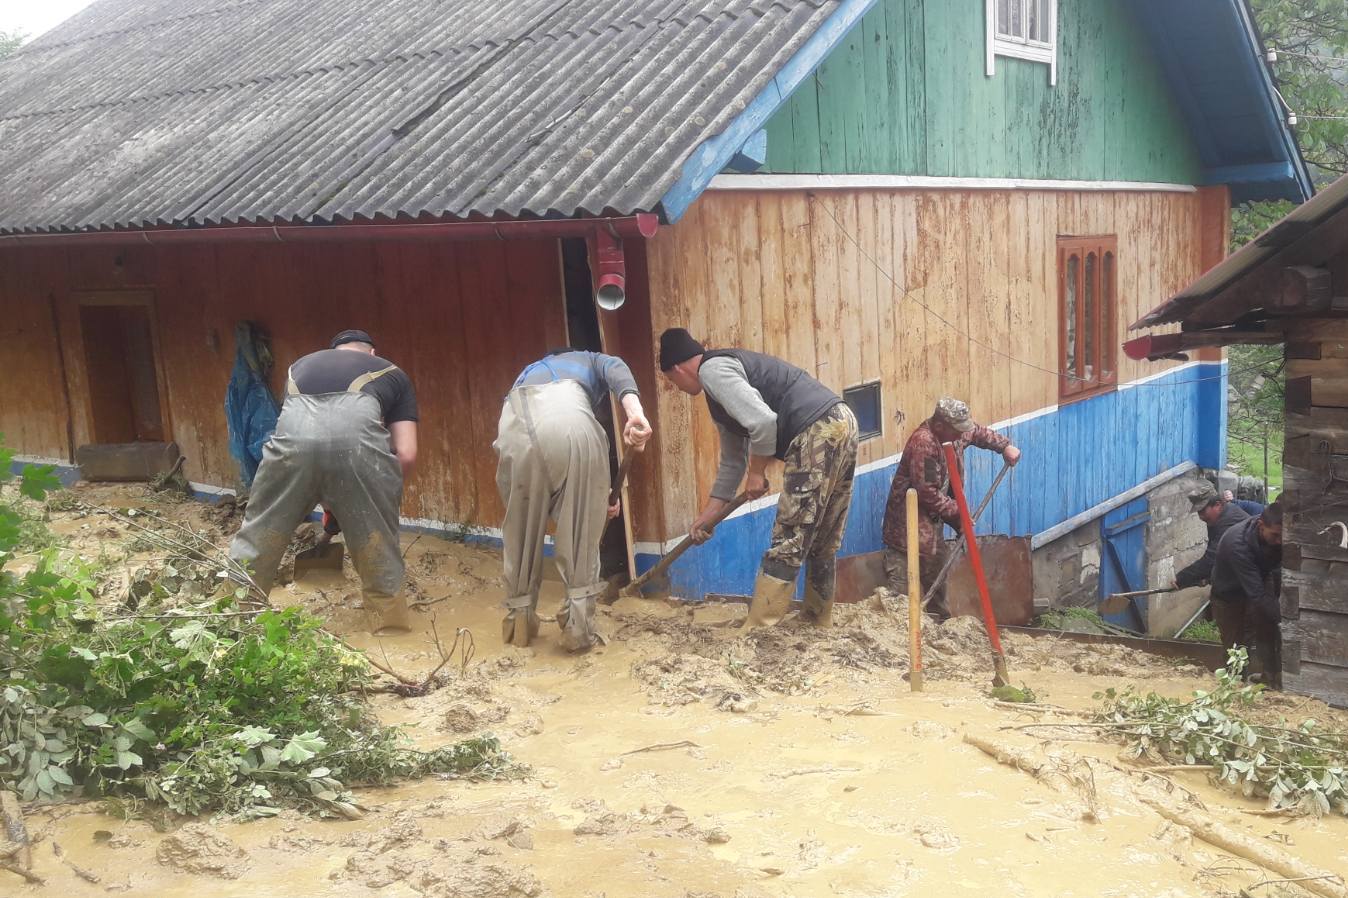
[762,0,1204,184]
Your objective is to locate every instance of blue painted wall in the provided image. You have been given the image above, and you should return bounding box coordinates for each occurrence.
[638,362,1227,599]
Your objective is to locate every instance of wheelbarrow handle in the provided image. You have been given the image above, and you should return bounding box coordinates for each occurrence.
[923,460,1012,604]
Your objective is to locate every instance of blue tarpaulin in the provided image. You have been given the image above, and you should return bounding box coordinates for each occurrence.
[225,321,279,487]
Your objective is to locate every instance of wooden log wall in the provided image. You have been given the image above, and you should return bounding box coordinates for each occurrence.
[0,240,567,530]
[644,187,1213,540]
[1281,318,1348,707]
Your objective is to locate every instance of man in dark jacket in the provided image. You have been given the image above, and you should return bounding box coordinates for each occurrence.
[1211,502,1284,687]
[1173,485,1251,590]
[880,399,1020,619]
[659,328,859,629]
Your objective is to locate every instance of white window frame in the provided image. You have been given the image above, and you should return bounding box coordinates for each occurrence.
[985,0,1058,86]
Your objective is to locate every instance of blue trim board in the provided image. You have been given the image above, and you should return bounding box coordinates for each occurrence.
[8,460,81,488]
[639,362,1227,599]
[658,0,879,222]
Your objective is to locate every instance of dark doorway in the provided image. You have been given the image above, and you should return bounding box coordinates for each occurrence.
[79,303,165,444]
[560,238,629,580]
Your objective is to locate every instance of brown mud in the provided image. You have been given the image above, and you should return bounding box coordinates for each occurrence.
[8,483,1348,897]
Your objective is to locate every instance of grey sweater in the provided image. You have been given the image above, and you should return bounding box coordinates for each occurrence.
[699,356,778,500]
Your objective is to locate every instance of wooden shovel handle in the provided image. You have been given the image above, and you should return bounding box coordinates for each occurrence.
[625,492,749,594]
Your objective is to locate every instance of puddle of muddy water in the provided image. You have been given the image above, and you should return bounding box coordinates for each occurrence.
[11,486,1348,898]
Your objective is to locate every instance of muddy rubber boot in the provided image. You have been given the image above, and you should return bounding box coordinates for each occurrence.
[744,572,796,630]
[502,609,538,647]
[800,581,834,628]
[364,591,412,635]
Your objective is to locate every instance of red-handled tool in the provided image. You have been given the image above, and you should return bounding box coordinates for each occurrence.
[943,443,1010,687]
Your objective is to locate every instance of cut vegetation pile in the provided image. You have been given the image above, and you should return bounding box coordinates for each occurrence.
[0,452,518,821]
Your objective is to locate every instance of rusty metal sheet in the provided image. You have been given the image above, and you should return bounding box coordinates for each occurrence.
[1003,627,1229,670]
[835,536,1035,626]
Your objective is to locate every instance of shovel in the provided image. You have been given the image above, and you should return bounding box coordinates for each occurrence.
[618,492,750,599]
[294,531,344,578]
[1100,586,1174,616]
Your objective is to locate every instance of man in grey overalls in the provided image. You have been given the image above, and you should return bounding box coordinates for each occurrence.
[495,349,652,650]
[229,329,419,634]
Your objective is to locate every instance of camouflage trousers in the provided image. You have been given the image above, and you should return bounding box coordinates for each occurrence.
[762,402,859,600]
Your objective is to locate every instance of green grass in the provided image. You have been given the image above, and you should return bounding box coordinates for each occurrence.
[1179,618,1221,643]
[1226,432,1283,497]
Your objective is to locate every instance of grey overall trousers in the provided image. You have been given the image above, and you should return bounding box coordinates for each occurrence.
[494,380,610,651]
[229,376,404,625]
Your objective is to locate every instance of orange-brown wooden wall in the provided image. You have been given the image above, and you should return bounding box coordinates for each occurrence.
[643,186,1226,541]
[0,239,569,528]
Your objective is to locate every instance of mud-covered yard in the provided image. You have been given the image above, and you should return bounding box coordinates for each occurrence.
[9,484,1348,898]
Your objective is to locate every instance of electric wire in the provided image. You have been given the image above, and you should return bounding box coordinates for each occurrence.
[807,195,1278,389]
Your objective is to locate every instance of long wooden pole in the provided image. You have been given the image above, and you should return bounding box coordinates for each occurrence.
[906,488,923,692]
[942,443,1010,687]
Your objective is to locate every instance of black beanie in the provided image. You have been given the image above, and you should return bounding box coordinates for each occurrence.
[659,328,705,371]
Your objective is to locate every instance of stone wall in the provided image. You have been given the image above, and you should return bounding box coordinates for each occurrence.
[1033,469,1211,609]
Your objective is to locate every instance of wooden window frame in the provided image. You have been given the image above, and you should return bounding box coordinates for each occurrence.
[842,380,883,442]
[985,0,1058,86]
[1056,235,1118,403]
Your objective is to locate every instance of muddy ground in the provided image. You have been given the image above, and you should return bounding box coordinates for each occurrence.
[10,484,1348,897]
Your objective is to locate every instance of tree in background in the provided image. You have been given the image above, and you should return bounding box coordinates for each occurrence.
[0,30,24,61]
[1223,0,1346,494]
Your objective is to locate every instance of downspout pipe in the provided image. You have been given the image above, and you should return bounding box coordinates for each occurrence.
[0,213,660,248]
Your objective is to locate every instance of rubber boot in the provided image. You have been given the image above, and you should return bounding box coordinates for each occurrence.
[364,591,412,635]
[501,608,539,647]
[744,572,796,630]
[800,581,834,628]
[557,595,598,653]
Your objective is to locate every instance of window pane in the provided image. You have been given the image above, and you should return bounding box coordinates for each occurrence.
[997,0,1011,33]
[1031,0,1051,41]
[1009,0,1025,37]
[1102,251,1115,380]
[1084,252,1096,381]
[1065,253,1078,380]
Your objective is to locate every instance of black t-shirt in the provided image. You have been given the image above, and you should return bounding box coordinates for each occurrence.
[289,349,418,424]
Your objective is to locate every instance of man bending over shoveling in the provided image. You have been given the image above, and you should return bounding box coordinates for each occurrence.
[881,399,1020,622]
[659,328,859,629]
[228,329,418,634]
[495,349,652,651]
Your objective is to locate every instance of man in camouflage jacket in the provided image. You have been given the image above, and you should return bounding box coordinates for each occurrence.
[881,398,1020,619]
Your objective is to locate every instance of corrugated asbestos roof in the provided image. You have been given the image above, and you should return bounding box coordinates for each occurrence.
[1134,172,1348,329]
[0,0,838,233]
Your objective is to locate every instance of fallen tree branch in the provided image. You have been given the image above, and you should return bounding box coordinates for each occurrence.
[963,733,1100,822]
[1140,798,1347,898]
[0,859,43,885]
[622,741,700,756]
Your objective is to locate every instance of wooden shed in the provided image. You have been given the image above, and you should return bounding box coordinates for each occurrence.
[0,0,1312,608]
[1128,173,1348,707]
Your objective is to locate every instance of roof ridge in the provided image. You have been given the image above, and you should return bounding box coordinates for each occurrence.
[12,0,270,56]
[0,9,760,125]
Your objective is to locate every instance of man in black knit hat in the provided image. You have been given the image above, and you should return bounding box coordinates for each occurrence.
[659,328,858,628]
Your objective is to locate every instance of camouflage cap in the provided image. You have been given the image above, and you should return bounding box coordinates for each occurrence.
[1188,482,1220,510]
[932,398,974,433]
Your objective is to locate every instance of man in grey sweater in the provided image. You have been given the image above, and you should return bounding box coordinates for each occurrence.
[659,328,859,628]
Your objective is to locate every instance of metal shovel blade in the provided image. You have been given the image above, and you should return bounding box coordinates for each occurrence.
[294,540,344,578]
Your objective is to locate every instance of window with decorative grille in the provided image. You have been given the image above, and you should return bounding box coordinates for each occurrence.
[1057,235,1118,401]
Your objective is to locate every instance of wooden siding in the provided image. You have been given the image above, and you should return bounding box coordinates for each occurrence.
[763,0,1203,184]
[0,240,570,531]
[644,187,1212,540]
[1281,318,1348,707]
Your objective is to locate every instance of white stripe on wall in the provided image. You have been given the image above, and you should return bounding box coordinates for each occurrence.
[708,174,1199,194]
